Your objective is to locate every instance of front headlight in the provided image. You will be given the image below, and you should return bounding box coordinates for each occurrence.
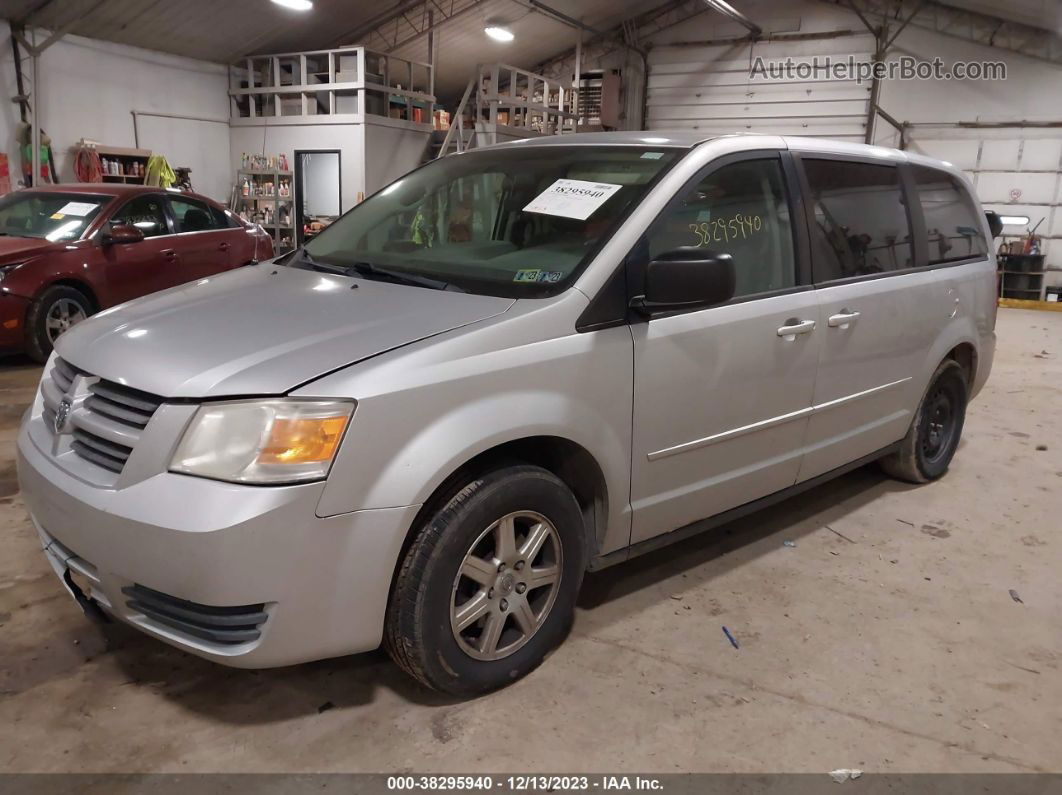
[170,399,354,484]
[0,263,24,282]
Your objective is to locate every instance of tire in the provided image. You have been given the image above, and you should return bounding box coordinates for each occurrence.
[879,359,968,483]
[385,464,587,696]
[25,285,93,363]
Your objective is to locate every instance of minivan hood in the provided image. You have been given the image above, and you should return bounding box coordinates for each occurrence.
[57,265,514,397]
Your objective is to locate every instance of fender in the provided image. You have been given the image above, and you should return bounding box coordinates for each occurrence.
[304,300,636,556]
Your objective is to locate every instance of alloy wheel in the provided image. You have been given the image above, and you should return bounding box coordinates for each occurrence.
[45,299,87,342]
[450,510,563,661]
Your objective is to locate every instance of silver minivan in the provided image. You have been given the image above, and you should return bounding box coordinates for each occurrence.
[17,132,997,695]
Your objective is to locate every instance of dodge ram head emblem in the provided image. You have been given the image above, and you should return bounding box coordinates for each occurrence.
[54,400,71,434]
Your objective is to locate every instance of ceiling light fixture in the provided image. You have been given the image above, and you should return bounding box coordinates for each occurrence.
[484,23,514,42]
[998,214,1030,226]
[271,0,313,11]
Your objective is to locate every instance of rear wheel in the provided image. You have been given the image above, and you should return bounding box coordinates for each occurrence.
[385,465,586,695]
[880,359,968,483]
[25,285,92,363]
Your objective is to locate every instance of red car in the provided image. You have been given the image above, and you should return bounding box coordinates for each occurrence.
[0,185,273,361]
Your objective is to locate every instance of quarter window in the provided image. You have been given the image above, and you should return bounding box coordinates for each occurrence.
[170,196,224,233]
[111,196,168,238]
[912,166,987,264]
[646,158,796,298]
[803,159,913,281]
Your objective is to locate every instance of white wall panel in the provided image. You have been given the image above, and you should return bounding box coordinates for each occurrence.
[134,115,230,202]
[912,140,982,171]
[0,23,230,194]
[977,172,1057,204]
[1022,140,1062,172]
[979,140,1022,171]
[647,40,873,139]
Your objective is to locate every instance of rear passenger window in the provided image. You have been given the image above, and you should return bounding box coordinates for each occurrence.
[211,205,236,228]
[912,166,987,264]
[803,159,913,281]
[170,196,224,233]
[647,158,795,298]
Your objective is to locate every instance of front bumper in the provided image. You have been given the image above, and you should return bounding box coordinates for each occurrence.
[17,417,419,668]
[0,292,29,351]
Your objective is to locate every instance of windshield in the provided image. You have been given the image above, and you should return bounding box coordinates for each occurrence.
[302,145,682,297]
[0,192,108,241]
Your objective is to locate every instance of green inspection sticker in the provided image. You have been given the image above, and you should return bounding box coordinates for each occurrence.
[513,269,542,283]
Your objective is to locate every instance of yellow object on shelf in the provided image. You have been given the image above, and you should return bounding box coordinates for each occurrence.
[145,153,176,188]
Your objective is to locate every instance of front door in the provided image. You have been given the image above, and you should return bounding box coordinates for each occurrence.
[794,156,951,481]
[99,193,178,305]
[629,154,821,544]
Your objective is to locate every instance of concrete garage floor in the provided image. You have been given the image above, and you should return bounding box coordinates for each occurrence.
[0,308,1059,774]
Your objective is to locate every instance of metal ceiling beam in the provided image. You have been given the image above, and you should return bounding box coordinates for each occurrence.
[339,0,491,54]
[822,0,1062,65]
[15,0,59,25]
[328,0,446,49]
[524,1,604,36]
[699,0,762,37]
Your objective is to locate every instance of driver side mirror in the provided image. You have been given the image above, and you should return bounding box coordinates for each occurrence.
[632,248,736,315]
[984,210,1003,239]
[101,223,145,246]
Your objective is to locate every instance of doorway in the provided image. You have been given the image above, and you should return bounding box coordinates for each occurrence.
[294,149,341,245]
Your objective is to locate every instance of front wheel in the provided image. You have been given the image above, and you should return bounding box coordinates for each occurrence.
[385,465,587,696]
[880,359,968,483]
[25,285,92,363]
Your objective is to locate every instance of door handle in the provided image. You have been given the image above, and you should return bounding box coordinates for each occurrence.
[827,310,861,328]
[161,249,177,260]
[219,242,231,251]
[777,319,816,339]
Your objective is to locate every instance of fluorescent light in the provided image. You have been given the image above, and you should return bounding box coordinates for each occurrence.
[271,0,313,10]
[485,25,514,42]
[998,215,1030,226]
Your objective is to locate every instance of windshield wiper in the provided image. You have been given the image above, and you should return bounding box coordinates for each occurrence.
[347,261,463,292]
[286,245,350,276]
[288,246,461,291]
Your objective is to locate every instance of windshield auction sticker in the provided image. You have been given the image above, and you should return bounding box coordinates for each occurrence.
[56,201,98,216]
[523,179,622,220]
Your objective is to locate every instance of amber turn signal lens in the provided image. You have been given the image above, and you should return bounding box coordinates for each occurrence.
[260,415,349,465]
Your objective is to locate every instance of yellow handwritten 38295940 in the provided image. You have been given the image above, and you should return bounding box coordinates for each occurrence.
[689,213,763,246]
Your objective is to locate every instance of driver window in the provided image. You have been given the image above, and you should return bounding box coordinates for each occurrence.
[111,196,168,238]
[647,158,795,298]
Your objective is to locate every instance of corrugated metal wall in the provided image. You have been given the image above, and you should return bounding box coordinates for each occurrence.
[646,34,875,140]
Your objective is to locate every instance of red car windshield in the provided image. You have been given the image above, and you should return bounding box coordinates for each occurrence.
[0,192,108,242]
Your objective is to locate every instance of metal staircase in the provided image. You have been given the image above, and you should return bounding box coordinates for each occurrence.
[431,63,581,160]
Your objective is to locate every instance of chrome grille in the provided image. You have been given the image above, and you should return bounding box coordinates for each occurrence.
[50,357,81,393]
[71,428,133,473]
[85,381,164,430]
[41,357,165,477]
